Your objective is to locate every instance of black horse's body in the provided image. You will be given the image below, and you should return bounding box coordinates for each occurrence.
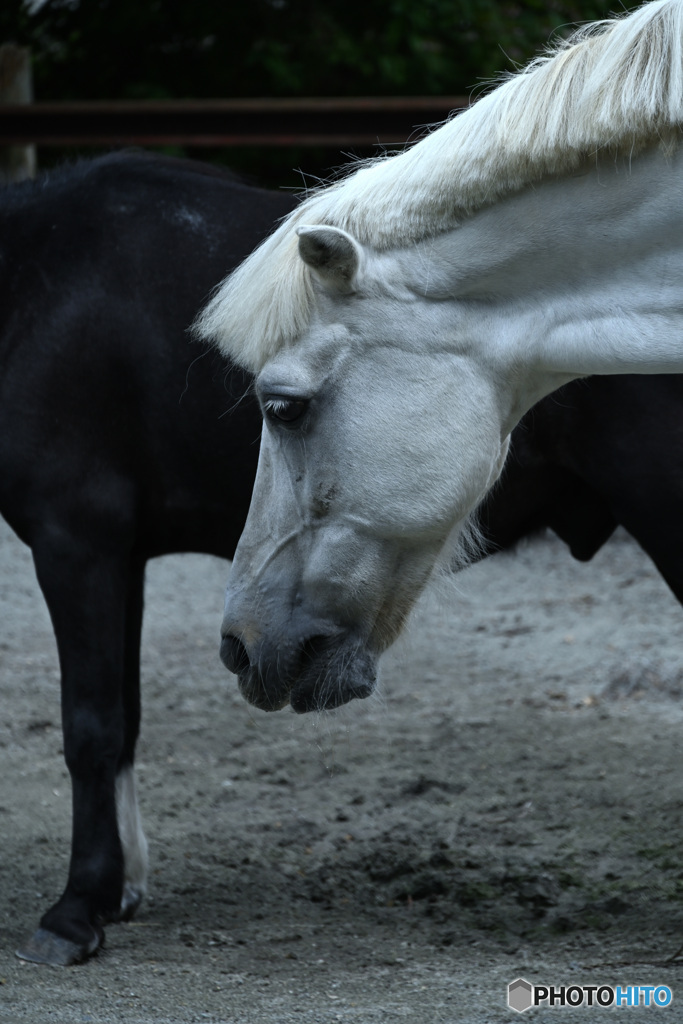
[2,151,682,965]
[481,375,683,606]
[0,152,294,964]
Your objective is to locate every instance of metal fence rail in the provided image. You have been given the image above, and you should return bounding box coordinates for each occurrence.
[0,96,469,147]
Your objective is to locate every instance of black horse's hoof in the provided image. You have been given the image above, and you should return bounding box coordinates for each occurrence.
[16,925,102,966]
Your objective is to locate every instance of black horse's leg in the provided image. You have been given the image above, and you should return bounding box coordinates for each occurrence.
[16,531,142,966]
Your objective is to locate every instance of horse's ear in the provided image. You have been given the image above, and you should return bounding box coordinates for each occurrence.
[296,225,361,293]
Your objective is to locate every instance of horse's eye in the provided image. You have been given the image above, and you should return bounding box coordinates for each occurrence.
[263,396,308,424]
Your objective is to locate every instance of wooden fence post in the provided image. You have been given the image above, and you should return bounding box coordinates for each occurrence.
[0,44,36,184]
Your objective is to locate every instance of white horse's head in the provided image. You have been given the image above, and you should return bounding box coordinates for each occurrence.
[208,0,683,712]
[221,225,512,712]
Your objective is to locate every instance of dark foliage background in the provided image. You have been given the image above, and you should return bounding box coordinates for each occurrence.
[1,1,636,185]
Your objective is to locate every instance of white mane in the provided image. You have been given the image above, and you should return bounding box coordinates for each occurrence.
[196,0,683,371]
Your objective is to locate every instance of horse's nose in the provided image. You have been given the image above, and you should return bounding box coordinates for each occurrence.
[220,627,295,711]
[220,619,378,714]
[220,633,251,675]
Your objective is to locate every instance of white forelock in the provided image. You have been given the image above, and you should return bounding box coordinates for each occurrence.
[196,0,683,371]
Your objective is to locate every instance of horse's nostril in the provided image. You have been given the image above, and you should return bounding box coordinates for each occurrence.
[220,634,251,675]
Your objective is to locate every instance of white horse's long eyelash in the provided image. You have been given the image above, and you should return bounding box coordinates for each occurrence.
[263,398,289,416]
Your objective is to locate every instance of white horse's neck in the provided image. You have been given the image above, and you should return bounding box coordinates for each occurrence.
[407,142,683,430]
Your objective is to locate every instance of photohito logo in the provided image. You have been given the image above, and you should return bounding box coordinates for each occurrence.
[507,978,673,1012]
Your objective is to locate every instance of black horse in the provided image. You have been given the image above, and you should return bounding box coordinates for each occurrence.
[0,151,295,965]
[2,151,683,966]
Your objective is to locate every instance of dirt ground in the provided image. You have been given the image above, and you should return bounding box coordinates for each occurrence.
[1,515,683,1023]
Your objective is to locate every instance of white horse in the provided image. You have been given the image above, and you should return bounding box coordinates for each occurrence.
[198,0,683,713]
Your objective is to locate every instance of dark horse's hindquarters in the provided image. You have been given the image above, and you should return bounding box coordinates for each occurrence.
[0,152,295,964]
[480,374,683,607]
[2,151,683,966]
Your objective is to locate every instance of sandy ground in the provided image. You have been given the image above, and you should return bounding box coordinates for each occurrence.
[1,515,683,1023]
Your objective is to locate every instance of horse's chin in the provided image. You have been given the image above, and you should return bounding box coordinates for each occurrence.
[236,669,292,712]
[289,642,377,713]
[233,638,377,714]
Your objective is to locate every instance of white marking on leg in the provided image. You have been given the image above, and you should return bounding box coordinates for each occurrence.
[115,765,149,916]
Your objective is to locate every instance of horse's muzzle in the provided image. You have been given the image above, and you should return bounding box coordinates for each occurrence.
[220,629,377,713]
